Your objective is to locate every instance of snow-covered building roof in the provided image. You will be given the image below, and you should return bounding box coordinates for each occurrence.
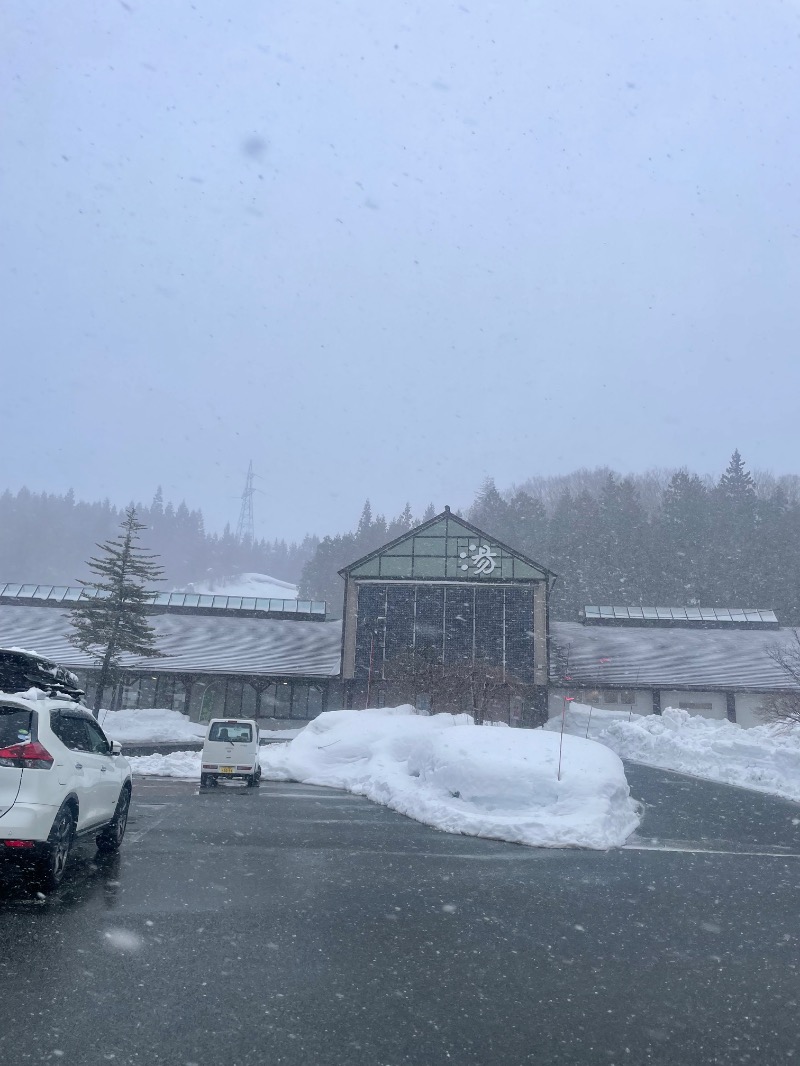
[0,605,342,678]
[551,620,798,691]
[0,583,323,620]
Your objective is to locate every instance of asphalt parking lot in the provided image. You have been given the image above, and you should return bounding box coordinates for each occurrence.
[0,765,798,1066]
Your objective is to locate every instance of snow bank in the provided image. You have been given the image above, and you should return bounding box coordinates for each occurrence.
[546,703,800,804]
[128,750,202,779]
[259,706,639,849]
[100,707,205,744]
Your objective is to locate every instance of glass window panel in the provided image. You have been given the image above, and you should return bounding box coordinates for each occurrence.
[382,542,415,556]
[641,608,658,619]
[240,598,257,610]
[197,595,214,607]
[378,556,413,578]
[584,606,600,618]
[48,587,68,600]
[224,597,242,609]
[254,598,272,611]
[19,585,37,596]
[171,681,187,715]
[278,599,297,612]
[412,537,447,556]
[120,676,141,709]
[685,607,702,619]
[290,682,308,719]
[311,602,326,614]
[212,596,228,609]
[444,587,473,666]
[168,594,186,607]
[224,681,243,717]
[241,682,257,716]
[599,606,614,618]
[414,587,444,662]
[413,556,445,578]
[699,608,717,620]
[655,608,672,619]
[474,587,504,668]
[296,601,312,613]
[31,586,48,598]
[351,557,380,577]
[183,595,200,607]
[307,684,324,718]
[2,584,22,597]
[355,585,386,679]
[261,681,292,718]
[384,587,415,667]
[61,589,81,602]
[138,676,158,708]
[152,593,169,605]
[505,587,534,683]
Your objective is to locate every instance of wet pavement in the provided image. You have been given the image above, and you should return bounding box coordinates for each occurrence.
[0,765,798,1066]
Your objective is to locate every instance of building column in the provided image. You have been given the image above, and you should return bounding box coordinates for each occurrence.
[652,690,661,716]
[726,692,736,723]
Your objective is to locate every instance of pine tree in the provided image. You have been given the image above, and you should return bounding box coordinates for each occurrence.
[356,500,373,538]
[69,507,165,714]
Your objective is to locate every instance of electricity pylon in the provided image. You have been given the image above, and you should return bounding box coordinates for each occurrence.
[235,461,256,544]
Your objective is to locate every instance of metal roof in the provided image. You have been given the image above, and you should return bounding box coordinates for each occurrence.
[582,606,779,627]
[0,605,342,678]
[551,620,798,691]
[0,584,326,619]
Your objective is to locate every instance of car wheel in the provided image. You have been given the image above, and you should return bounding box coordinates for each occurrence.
[246,771,259,787]
[200,773,217,788]
[96,786,131,854]
[37,805,75,891]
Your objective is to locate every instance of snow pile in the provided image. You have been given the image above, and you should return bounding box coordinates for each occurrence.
[259,706,640,849]
[545,702,635,741]
[100,707,205,744]
[176,572,298,599]
[128,750,202,778]
[547,704,800,804]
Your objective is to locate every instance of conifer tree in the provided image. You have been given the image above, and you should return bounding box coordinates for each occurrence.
[69,507,165,714]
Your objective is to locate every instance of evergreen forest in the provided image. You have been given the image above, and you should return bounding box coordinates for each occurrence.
[1,452,799,625]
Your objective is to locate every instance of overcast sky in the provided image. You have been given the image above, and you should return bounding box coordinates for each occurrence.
[2,1,799,541]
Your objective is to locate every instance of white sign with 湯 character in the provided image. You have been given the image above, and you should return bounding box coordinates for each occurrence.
[459,543,498,577]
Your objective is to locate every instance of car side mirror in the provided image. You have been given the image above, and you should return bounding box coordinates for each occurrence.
[109,740,122,756]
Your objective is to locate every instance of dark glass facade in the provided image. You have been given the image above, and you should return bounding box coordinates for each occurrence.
[354,583,535,682]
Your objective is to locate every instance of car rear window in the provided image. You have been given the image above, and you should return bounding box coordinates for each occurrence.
[0,705,34,747]
[208,722,252,743]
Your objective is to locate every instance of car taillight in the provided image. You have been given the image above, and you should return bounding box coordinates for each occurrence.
[2,840,35,848]
[0,741,54,769]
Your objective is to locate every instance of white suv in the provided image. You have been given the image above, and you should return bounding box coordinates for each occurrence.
[0,693,132,889]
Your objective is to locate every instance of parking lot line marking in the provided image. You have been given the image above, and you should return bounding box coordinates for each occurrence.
[623,843,800,857]
[126,804,175,845]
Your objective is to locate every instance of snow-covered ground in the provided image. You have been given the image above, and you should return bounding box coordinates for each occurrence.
[545,703,800,805]
[175,572,298,599]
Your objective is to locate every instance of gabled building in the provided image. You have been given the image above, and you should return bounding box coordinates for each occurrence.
[338,507,557,725]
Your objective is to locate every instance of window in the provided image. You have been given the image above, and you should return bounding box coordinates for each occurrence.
[0,705,33,747]
[51,715,92,752]
[84,719,111,754]
[208,722,252,743]
[679,701,714,712]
